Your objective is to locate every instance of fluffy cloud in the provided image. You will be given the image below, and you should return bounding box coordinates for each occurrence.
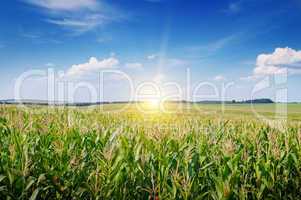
[66,57,119,77]
[125,62,143,70]
[254,47,301,76]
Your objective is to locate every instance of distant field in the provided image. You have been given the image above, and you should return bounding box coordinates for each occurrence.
[0,103,301,199]
[95,103,301,121]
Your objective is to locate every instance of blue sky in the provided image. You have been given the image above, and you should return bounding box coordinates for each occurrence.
[1,0,301,102]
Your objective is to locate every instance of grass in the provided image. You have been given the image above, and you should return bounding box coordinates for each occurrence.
[0,103,301,199]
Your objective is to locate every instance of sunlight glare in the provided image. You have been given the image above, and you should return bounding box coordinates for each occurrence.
[148,99,161,108]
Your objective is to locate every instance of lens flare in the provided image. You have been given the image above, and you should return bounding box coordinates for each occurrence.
[148,99,161,107]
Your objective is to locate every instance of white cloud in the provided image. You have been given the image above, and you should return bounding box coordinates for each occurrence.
[23,0,123,33]
[24,0,98,11]
[46,14,106,32]
[240,47,301,81]
[147,54,157,60]
[254,47,301,76]
[214,75,226,81]
[125,62,143,70]
[66,56,119,77]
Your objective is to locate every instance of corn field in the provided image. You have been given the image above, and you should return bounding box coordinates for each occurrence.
[0,104,301,199]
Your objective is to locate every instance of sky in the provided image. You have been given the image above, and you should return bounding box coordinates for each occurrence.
[1,0,301,102]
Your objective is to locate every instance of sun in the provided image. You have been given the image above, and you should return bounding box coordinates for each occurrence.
[148,99,161,107]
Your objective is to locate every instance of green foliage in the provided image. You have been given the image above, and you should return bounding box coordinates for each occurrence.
[0,104,301,199]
